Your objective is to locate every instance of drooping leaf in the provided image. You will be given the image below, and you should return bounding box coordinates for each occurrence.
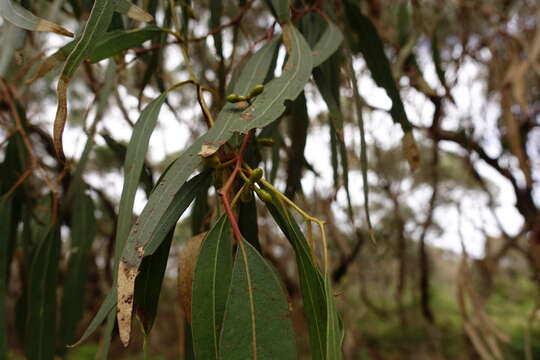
[54,0,117,161]
[116,171,211,345]
[53,0,153,160]
[343,0,412,132]
[210,0,223,56]
[27,26,163,83]
[264,196,328,360]
[191,216,233,359]
[200,24,312,157]
[115,26,311,345]
[324,274,343,359]
[87,26,163,63]
[219,239,297,359]
[0,0,73,36]
[24,225,61,360]
[311,21,343,68]
[115,92,168,265]
[59,189,96,352]
[238,196,261,251]
[134,231,173,333]
[101,133,154,196]
[284,92,309,199]
[70,288,117,347]
[76,170,210,347]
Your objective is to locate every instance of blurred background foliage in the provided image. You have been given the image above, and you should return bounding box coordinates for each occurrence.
[1,0,539,359]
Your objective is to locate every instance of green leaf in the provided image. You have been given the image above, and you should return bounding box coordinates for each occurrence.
[324,275,343,359]
[0,0,73,36]
[101,133,154,196]
[238,196,261,251]
[284,92,309,199]
[219,239,297,359]
[311,21,343,68]
[117,171,211,345]
[116,25,311,345]
[25,225,61,360]
[201,24,312,156]
[115,92,168,264]
[264,197,327,360]
[54,0,117,160]
[87,26,163,63]
[134,231,173,333]
[59,189,96,351]
[210,0,223,56]
[27,26,163,83]
[191,216,233,359]
[343,0,412,132]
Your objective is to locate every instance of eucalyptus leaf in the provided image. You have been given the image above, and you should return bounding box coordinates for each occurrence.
[59,189,96,352]
[192,216,233,359]
[0,0,72,36]
[25,225,61,360]
[219,239,297,359]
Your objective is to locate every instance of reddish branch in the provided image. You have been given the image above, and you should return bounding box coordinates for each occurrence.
[219,130,254,241]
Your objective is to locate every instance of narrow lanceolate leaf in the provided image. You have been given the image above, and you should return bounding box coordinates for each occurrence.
[115,26,310,345]
[311,21,343,68]
[0,0,73,36]
[264,196,328,360]
[115,93,167,263]
[71,289,117,347]
[28,26,163,83]
[115,0,153,22]
[25,225,61,360]
[117,172,210,346]
[344,1,421,171]
[134,231,173,333]
[87,26,163,63]
[219,240,297,359]
[59,190,96,351]
[324,275,343,359]
[201,24,312,156]
[343,1,412,132]
[192,216,233,359]
[54,0,116,161]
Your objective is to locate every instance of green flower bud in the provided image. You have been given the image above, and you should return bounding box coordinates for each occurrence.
[249,168,264,182]
[248,84,264,98]
[255,188,272,203]
[226,94,242,103]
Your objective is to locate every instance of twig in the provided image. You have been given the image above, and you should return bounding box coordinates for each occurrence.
[219,130,254,241]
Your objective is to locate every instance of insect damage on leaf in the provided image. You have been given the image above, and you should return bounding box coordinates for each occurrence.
[198,143,221,158]
[117,260,139,347]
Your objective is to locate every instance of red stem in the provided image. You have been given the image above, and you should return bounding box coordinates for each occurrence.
[219,130,254,241]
